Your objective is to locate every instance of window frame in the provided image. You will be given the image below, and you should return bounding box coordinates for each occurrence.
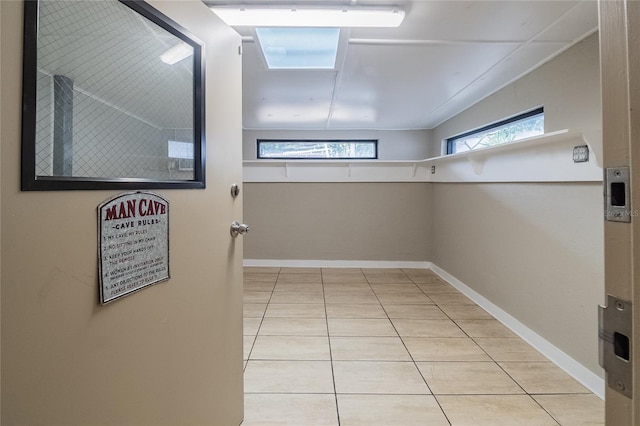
[256,139,378,160]
[21,0,206,191]
[446,107,544,155]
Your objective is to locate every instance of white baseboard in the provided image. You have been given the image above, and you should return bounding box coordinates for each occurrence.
[243,259,432,269]
[430,263,605,399]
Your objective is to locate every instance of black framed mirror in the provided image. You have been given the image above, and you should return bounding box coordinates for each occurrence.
[21,0,205,190]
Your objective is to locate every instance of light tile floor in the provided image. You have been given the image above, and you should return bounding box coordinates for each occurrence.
[242,267,603,426]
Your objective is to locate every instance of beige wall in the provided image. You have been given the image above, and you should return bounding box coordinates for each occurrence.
[244,129,433,160]
[431,183,604,375]
[244,183,431,261]
[1,2,243,424]
[427,32,604,377]
[431,33,601,159]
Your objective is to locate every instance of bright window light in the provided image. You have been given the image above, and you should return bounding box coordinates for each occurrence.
[168,140,193,159]
[256,28,340,69]
[257,140,377,159]
[446,108,545,155]
[210,7,405,28]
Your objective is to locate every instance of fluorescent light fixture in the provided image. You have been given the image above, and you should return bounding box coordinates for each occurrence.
[210,6,405,28]
[256,28,339,69]
[160,43,193,65]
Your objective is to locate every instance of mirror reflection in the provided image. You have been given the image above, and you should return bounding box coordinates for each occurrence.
[33,0,197,182]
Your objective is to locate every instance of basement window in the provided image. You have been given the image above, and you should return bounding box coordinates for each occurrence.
[446,107,544,155]
[257,140,377,159]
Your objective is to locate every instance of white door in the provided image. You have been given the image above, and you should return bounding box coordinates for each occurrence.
[0,1,244,424]
[599,0,640,424]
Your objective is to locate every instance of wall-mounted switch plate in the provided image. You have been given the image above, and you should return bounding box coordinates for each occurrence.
[573,145,589,163]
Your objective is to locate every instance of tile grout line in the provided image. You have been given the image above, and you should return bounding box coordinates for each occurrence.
[400,270,459,426]
[244,267,281,371]
[489,354,576,426]
[528,394,563,426]
[403,272,460,425]
[405,270,558,423]
[411,273,535,408]
[368,268,454,426]
[322,268,342,426]
[408,271,565,425]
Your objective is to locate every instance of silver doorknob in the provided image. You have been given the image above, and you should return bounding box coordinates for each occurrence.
[230,221,249,237]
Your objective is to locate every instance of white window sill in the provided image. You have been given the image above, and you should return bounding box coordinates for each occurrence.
[243,129,602,183]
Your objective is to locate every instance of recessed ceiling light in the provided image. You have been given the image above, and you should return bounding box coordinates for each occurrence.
[256,28,340,69]
[210,6,405,28]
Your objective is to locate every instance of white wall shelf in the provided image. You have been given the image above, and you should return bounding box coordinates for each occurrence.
[243,130,602,183]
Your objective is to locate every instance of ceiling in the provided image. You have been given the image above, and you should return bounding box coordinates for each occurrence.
[205,0,598,131]
[38,0,194,130]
